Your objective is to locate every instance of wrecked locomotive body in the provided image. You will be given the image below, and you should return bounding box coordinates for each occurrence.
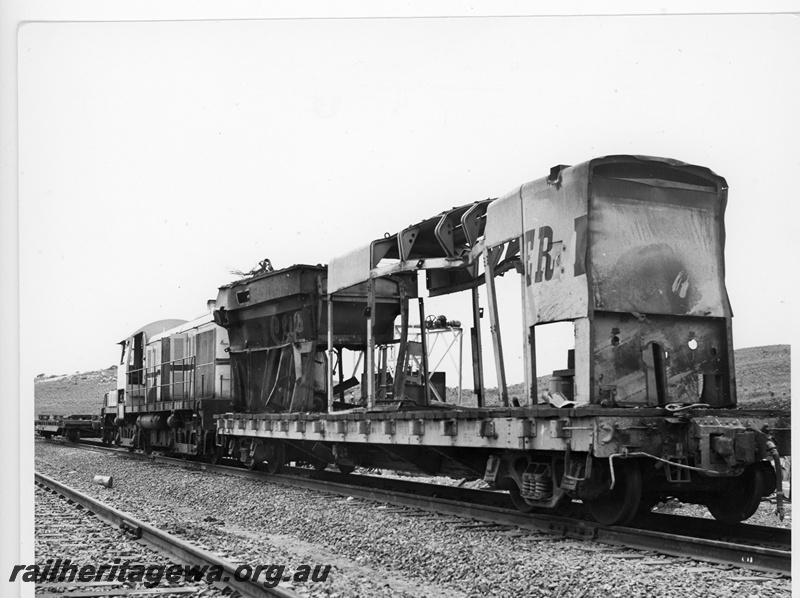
[103,155,789,527]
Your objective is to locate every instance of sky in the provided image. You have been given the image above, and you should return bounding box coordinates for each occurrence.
[15,10,800,389]
[3,4,800,595]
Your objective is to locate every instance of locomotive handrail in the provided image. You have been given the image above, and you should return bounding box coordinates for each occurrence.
[136,355,198,402]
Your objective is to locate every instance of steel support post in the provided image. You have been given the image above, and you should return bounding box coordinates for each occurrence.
[484,248,508,407]
[471,286,485,408]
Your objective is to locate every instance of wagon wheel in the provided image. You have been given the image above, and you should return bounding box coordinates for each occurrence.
[242,440,262,471]
[586,459,642,526]
[706,464,765,525]
[200,432,221,465]
[264,441,285,475]
[508,484,536,513]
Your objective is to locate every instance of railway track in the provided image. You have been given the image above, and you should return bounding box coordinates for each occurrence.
[35,470,301,598]
[41,436,791,576]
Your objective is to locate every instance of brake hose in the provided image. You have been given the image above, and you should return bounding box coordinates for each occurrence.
[766,438,785,521]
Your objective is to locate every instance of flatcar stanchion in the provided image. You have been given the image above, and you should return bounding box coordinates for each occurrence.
[483,247,508,407]
[471,286,485,408]
[418,297,430,406]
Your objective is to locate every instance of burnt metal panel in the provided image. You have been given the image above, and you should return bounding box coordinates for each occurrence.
[582,155,733,407]
[588,176,727,318]
[216,265,324,352]
[591,312,733,407]
[222,264,324,305]
[520,160,593,324]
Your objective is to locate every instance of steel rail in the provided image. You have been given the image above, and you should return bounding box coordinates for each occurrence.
[159,458,791,574]
[199,462,792,574]
[34,471,301,598]
[42,437,792,574]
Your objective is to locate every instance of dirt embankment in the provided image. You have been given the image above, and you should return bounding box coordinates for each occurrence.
[34,368,117,416]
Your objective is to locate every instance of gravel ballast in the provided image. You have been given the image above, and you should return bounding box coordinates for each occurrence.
[34,476,231,596]
[34,440,791,597]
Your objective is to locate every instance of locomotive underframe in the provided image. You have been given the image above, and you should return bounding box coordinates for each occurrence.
[110,398,230,455]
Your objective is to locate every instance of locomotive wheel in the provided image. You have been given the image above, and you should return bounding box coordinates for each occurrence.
[706,464,765,525]
[337,464,356,475]
[586,459,642,526]
[140,432,152,455]
[264,441,285,475]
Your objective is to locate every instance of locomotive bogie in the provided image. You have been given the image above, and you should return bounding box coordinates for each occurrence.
[112,408,215,457]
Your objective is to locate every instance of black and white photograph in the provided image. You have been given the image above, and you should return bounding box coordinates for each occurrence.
[2,3,796,597]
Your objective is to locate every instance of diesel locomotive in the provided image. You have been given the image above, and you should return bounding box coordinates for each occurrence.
[97,155,790,526]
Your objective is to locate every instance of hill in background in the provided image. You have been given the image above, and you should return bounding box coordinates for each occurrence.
[34,368,117,416]
[733,345,791,409]
[34,345,790,416]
